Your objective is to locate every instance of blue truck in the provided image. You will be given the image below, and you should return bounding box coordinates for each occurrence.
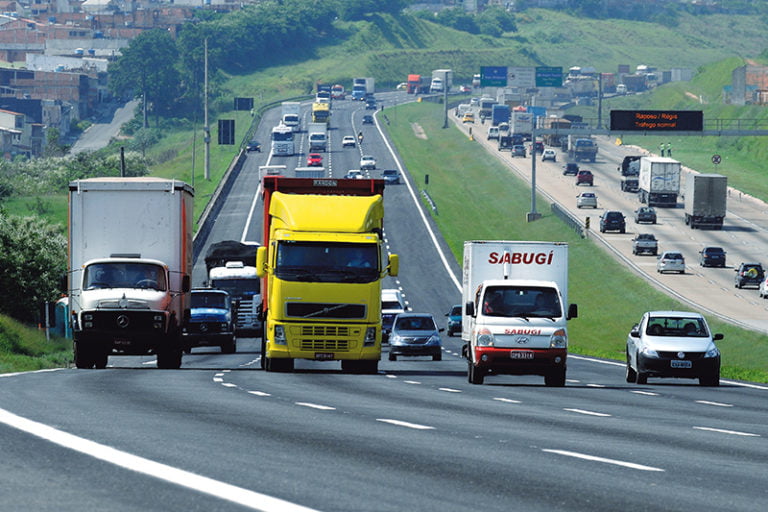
[183,288,237,353]
[491,104,510,127]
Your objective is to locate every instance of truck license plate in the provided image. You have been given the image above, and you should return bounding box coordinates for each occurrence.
[671,360,692,368]
[315,352,334,361]
[510,351,534,360]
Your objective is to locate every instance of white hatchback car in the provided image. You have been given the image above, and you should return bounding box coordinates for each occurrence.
[626,311,723,386]
[576,192,597,208]
[542,148,557,162]
[657,251,685,274]
[342,136,356,147]
[344,170,364,179]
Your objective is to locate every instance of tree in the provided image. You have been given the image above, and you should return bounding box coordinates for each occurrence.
[0,214,67,324]
[108,30,182,128]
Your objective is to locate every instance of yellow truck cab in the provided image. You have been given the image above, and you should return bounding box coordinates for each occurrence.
[256,177,398,374]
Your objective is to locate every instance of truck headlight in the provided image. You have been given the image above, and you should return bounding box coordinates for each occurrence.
[549,328,568,349]
[364,327,376,347]
[274,325,287,345]
[476,328,495,347]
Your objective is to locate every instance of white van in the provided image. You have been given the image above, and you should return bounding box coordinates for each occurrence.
[487,126,500,140]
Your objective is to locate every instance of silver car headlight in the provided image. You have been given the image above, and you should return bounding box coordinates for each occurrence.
[641,347,659,358]
[704,345,720,358]
[427,335,441,346]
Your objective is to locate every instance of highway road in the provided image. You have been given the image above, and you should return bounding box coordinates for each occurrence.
[1,92,767,511]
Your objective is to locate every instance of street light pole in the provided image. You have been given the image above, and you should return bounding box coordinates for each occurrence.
[203,37,210,181]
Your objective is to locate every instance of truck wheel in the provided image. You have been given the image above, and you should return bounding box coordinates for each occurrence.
[266,357,294,372]
[157,347,182,369]
[221,337,236,354]
[93,350,108,369]
[468,362,484,384]
[388,353,396,361]
[73,341,94,369]
[544,367,566,387]
[433,352,442,361]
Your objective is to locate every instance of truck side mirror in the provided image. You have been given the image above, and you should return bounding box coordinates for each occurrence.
[387,254,399,277]
[182,275,191,293]
[465,302,475,317]
[567,303,578,320]
[256,247,267,277]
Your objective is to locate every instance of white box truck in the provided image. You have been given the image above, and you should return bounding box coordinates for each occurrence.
[638,156,681,207]
[684,173,727,229]
[430,69,453,93]
[462,241,577,386]
[307,122,328,152]
[68,178,193,369]
[281,101,301,132]
[352,77,374,100]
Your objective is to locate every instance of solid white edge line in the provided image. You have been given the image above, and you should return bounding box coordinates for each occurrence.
[0,407,321,512]
[376,419,435,430]
[543,449,664,472]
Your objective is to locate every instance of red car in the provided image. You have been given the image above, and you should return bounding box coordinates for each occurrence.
[576,170,594,186]
[307,153,323,167]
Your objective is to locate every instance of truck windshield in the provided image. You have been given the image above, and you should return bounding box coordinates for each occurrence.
[271,130,294,142]
[210,278,259,298]
[84,262,167,291]
[480,286,561,319]
[192,293,228,309]
[276,241,379,283]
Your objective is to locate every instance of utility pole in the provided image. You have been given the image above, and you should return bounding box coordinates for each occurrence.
[204,37,210,181]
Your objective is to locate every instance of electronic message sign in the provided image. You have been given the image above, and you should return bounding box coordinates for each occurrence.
[610,110,703,131]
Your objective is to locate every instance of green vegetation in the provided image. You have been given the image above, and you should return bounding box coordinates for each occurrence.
[0,315,71,373]
[387,101,768,383]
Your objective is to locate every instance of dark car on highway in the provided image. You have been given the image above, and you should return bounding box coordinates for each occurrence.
[562,163,579,176]
[381,169,400,185]
[246,140,261,152]
[599,211,626,233]
[734,262,764,289]
[699,246,726,268]
[634,206,657,224]
[512,145,526,157]
[362,115,374,125]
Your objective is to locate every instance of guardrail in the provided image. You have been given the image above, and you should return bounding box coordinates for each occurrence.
[550,202,586,238]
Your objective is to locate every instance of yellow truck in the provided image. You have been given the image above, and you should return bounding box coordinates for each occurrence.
[311,102,330,124]
[256,177,399,373]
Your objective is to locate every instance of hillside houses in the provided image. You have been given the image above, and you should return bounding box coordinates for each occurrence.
[0,1,207,157]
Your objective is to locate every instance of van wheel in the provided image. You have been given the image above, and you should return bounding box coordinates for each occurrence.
[545,367,566,387]
[468,362,484,384]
